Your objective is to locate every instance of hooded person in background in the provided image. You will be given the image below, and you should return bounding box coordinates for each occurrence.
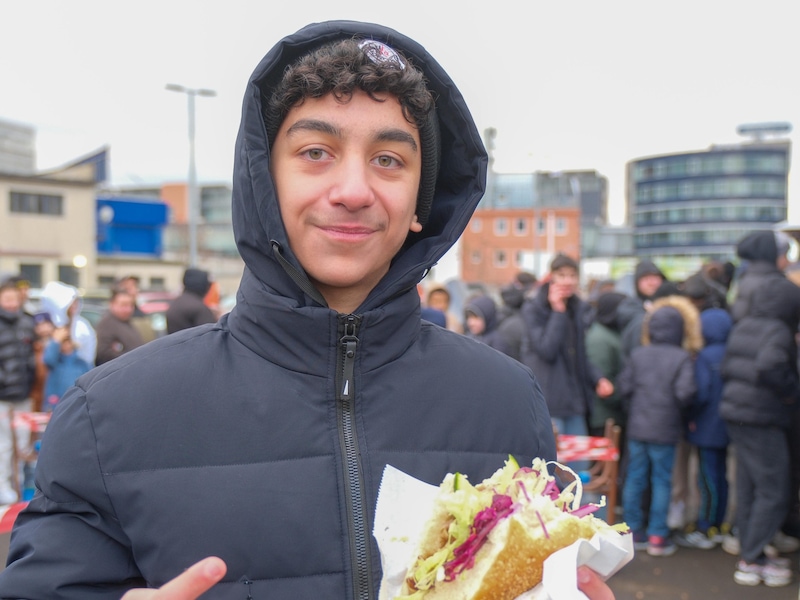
[496,283,526,362]
[0,22,613,600]
[463,294,512,357]
[731,230,795,323]
[165,268,217,334]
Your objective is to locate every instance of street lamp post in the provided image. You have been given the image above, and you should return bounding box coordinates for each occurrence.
[166,83,216,267]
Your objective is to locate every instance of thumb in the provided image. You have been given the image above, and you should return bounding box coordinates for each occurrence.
[577,566,615,600]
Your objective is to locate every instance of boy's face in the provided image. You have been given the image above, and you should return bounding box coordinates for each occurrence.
[0,289,21,313]
[270,90,422,312]
[550,266,578,297]
[466,313,486,335]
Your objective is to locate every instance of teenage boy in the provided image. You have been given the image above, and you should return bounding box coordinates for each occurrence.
[0,22,615,600]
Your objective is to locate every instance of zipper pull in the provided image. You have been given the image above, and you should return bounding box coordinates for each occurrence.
[339,315,360,401]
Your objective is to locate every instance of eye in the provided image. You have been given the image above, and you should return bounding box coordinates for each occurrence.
[303,148,327,161]
[375,155,400,168]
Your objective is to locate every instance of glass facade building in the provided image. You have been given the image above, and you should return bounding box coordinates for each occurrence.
[627,141,790,261]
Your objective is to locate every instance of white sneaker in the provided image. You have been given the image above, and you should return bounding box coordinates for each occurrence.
[722,534,740,555]
[734,559,792,587]
[771,531,800,553]
[667,500,686,530]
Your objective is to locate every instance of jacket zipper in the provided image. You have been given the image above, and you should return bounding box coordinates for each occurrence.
[336,314,372,600]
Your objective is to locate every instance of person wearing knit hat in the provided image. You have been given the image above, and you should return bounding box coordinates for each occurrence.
[0,22,615,600]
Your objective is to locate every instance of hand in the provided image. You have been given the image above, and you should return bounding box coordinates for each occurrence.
[595,378,614,398]
[577,566,615,600]
[548,284,568,313]
[121,557,227,599]
[52,327,70,343]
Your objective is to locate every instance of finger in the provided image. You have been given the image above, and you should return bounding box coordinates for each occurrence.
[152,557,227,599]
[577,566,615,600]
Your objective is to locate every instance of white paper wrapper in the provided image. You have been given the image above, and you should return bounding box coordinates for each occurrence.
[374,464,634,600]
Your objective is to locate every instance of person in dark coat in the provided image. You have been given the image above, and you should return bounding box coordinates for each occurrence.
[496,284,526,362]
[463,294,512,357]
[0,23,613,600]
[94,289,145,366]
[165,268,217,334]
[683,308,733,547]
[618,304,697,557]
[520,253,613,452]
[721,283,799,586]
[618,260,667,359]
[585,291,628,437]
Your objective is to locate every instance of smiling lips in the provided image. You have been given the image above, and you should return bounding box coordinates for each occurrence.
[318,222,382,242]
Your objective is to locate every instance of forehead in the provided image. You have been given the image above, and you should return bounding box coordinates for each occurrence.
[552,267,578,277]
[280,91,418,140]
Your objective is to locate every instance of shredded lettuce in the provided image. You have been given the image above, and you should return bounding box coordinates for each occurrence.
[397,456,627,599]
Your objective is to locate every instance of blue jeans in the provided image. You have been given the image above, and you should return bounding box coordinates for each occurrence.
[552,415,590,472]
[623,439,676,538]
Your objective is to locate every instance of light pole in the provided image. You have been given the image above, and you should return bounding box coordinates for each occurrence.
[166,83,216,267]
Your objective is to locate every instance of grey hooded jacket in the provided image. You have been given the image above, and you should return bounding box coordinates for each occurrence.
[0,21,554,600]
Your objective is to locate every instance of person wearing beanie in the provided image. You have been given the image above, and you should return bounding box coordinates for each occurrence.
[521,253,614,468]
[0,22,613,600]
[165,267,217,334]
[732,229,798,323]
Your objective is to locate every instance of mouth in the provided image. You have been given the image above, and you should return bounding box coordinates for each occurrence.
[318,223,379,242]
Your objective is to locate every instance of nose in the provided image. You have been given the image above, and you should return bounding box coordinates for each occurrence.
[328,155,375,211]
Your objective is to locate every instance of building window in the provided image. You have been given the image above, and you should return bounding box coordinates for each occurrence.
[536,217,546,234]
[150,277,166,289]
[471,250,481,264]
[515,250,524,266]
[494,250,507,267]
[471,218,482,232]
[514,217,528,236]
[10,191,64,215]
[494,218,508,236]
[58,265,80,287]
[98,275,116,287]
[555,218,566,234]
[19,264,42,288]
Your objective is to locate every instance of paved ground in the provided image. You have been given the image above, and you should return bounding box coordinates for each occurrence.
[608,543,800,600]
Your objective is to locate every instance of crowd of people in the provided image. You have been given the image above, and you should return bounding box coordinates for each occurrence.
[424,228,800,588]
[0,266,219,504]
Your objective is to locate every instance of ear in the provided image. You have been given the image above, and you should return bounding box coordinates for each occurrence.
[409,215,423,233]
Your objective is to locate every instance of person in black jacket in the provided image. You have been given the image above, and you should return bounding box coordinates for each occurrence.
[165,268,217,334]
[721,282,800,587]
[0,23,615,600]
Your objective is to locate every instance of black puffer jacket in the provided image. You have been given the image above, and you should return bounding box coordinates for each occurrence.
[0,22,554,600]
[0,308,35,401]
[721,283,800,428]
[165,268,216,334]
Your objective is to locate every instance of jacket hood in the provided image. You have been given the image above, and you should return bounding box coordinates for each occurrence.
[644,306,684,347]
[232,21,487,313]
[464,295,499,332]
[644,295,703,354]
[183,268,212,297]
[736,230,778,263]
[700,308,732,346]
[39,281,81,328]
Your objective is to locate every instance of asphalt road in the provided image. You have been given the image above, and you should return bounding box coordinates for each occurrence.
[608,543,800,600]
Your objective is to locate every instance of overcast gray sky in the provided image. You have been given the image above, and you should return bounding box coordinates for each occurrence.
[3,0,798,224]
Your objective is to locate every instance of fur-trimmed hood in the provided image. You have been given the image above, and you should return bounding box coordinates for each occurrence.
[642,294,703,355]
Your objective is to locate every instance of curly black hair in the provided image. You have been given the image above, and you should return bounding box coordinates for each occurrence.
[264,38,434,145]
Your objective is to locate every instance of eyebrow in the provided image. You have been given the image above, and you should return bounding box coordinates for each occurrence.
[285,119,418,152]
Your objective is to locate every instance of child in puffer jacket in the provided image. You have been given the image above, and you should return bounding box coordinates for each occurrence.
[619,304,697,558]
